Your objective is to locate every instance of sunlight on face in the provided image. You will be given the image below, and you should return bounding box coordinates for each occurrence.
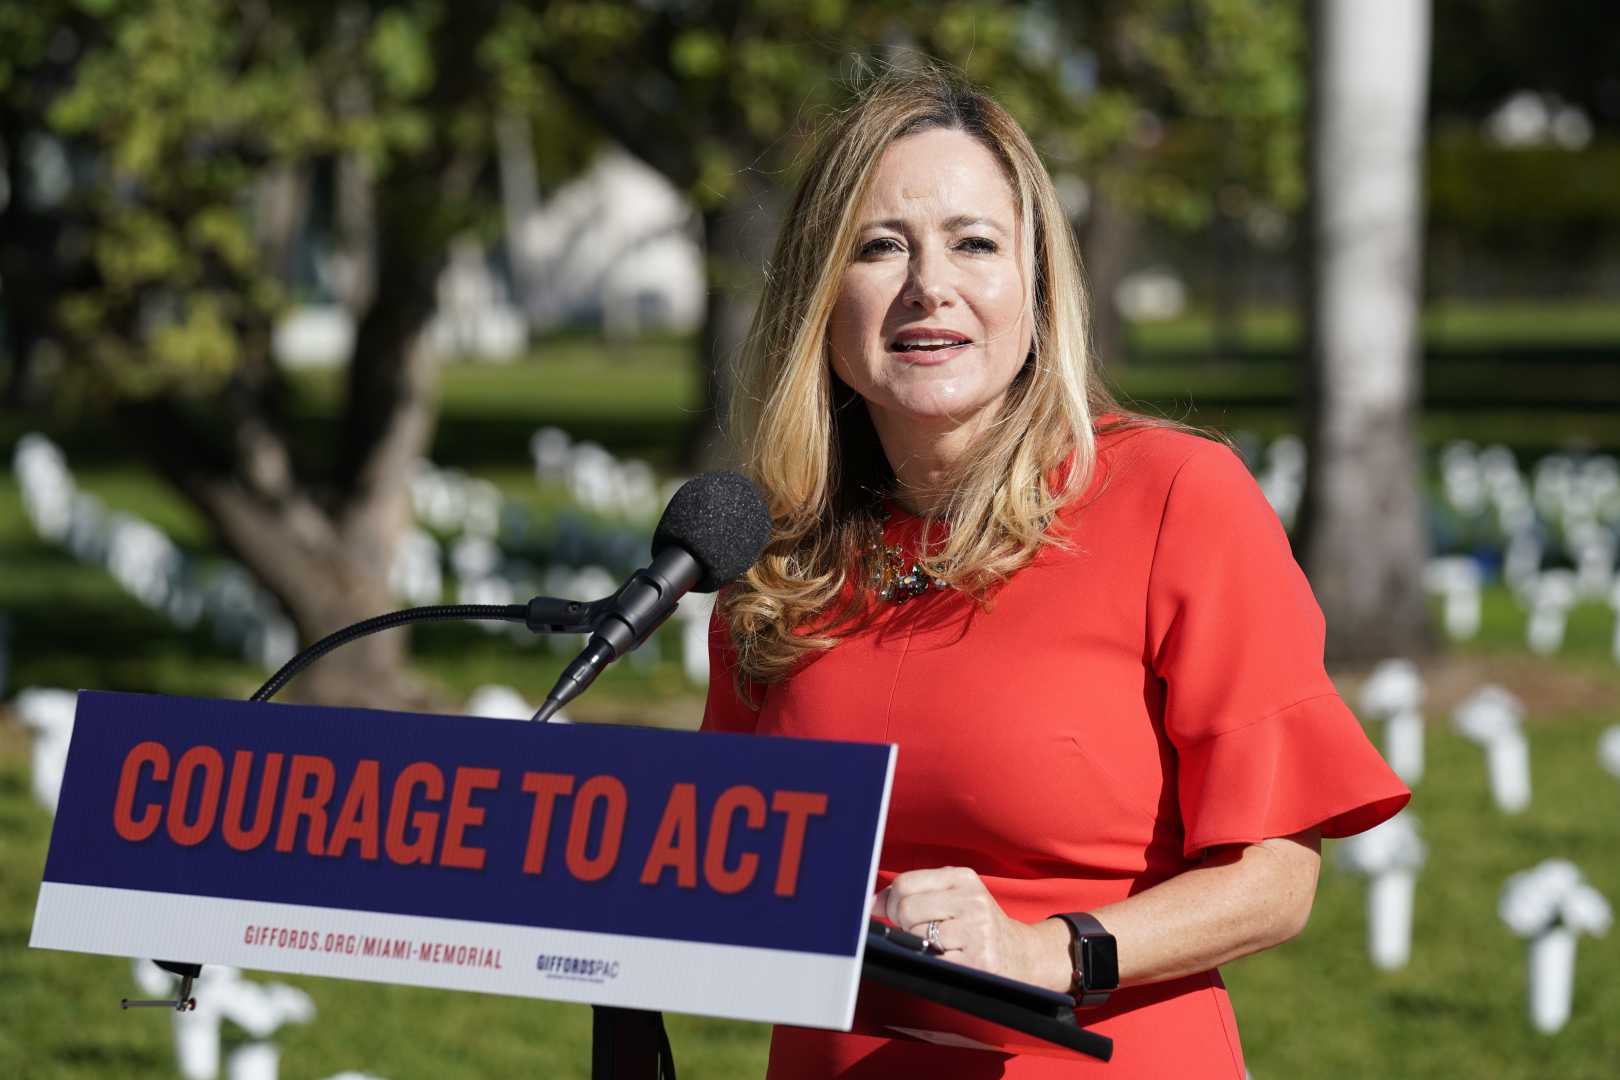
[827,127,1031,446]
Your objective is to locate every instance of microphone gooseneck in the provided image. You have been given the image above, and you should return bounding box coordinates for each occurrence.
[533,471,770,722]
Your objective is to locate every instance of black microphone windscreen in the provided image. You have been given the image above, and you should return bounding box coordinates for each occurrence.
[652,471,772,592]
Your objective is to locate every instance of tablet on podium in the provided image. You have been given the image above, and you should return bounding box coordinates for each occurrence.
[860,921,1112,1062]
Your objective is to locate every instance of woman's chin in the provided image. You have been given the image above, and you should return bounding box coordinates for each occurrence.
[874,395,1000,434]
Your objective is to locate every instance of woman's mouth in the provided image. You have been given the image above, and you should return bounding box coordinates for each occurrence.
[888,332,973,361]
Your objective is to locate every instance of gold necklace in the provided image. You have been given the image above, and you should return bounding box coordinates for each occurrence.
[867,542,948,603]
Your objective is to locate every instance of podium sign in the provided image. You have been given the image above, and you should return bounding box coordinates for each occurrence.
[31,692,896,1029]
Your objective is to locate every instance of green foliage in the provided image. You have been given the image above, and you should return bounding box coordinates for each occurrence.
[0,0,65,99]
[4,0,1310,411]
[1090,0,1305,225]
[520,0,1303,234]
[1429,131,1620,249]
[37,1,310,399]
[6,0,538,407]
[369,8,436,99]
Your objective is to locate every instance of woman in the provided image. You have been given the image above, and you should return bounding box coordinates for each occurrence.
[703,66,1409,1078]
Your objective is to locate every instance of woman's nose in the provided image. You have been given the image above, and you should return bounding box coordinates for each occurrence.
[902,250,952,310]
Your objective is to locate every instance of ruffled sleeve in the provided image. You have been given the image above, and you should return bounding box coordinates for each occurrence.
[701,604,761,735]
[1145,441,1410,858]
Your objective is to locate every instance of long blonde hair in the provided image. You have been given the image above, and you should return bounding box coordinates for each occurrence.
[726,65,1129,686]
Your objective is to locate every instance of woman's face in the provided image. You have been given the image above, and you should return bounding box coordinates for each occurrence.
[827,127,1032,442]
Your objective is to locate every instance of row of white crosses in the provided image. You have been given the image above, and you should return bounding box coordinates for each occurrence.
[13,429,710,687]
[398,459,505,607]
[12,434,298,671]
[1343,660,1615,1033]
[530,427,722,680]
[1246,439,1474,648]
[1444,443,1620,545]
[1436,441,1620,658]
[529,426,671,522]
[417,432,714,682]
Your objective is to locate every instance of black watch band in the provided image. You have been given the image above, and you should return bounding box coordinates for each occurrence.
[1056,912,1119,1007]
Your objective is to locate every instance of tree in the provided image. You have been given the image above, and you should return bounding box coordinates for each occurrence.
[1,0,533,706]
[1296,0,1432,661]
[1051,1,1305,363]
[2,0,1307,702]
[525,0,1305,458]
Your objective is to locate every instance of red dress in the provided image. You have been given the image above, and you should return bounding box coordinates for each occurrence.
[703,425,1410,1078]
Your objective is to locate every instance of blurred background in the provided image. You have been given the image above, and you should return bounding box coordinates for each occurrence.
[2,1,1618,1077]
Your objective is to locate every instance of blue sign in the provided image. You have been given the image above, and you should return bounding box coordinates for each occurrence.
[33,692,896,1027]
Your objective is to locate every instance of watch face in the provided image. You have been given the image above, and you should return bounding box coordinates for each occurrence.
[1080,936,1119,991]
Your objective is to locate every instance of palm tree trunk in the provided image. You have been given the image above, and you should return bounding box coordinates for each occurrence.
[1297,0,1434,661]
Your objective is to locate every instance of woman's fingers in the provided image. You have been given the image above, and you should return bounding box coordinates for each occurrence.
[874,867,1008,958]
[877,867,972,924]
[879,868,1063,986]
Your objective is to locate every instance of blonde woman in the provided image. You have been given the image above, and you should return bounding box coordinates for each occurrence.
[704,67,1408,1078]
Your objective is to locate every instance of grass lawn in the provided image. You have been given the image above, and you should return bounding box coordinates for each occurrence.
[4,471,1619,1075]
[1125,299,1620,351]
[3,315,1620,1076]
[1225,693,1620,1078]
[4,633,1618,1077]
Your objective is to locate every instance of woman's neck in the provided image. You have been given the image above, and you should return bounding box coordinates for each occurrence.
[870,407,989,517]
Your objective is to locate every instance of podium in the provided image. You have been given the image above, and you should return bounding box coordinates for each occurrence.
[32,691,1111,1075]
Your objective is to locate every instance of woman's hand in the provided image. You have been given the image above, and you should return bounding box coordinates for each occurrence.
[872,867,1072,991]
[873,832,1323,992]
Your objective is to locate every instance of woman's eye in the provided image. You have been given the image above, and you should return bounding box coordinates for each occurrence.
[957,236,999,254]
[858,237,903,258]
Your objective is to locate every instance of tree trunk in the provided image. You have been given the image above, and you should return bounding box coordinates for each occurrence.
[1078,186,1137,372]
[689,170,782,471]
[317,211,443,707]
[1211,203,1246,361]
[125,157,445,709]
[125,384,440,711]
[1297,0,1432,662]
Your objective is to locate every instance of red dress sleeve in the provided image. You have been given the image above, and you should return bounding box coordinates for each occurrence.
[701,604,761,735]
[1145,441,1410,858]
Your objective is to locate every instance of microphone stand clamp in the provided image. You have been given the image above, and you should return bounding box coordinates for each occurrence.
[121,961,201,1011]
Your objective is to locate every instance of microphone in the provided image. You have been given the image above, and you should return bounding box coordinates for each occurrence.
[532,471,771,722]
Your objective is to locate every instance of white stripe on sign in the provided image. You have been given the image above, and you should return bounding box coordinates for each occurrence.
[31,881,863,1029]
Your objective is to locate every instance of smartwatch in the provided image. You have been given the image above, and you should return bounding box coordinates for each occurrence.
[1055,912,1118,1007]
